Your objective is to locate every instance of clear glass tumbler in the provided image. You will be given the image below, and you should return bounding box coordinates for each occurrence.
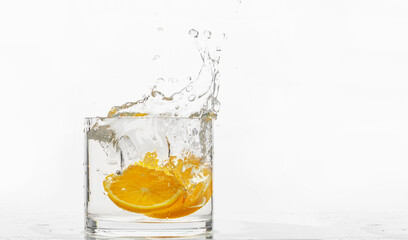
[84,116,213,237]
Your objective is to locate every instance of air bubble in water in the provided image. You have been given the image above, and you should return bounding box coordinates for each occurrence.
[188,29,199,38]
[108,159,118,165]
[204,30,212,39]
[188,95,196,101]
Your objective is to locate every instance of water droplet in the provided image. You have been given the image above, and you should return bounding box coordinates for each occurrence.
[175,105,179,110]
[121,188,126,191]
[223,33,227,39]
[116,170,122,175]
[96,168,100,172]
[152,55,160,61]
[174,112,179,117]
[152,136,157,141]
[237,0,242,3]
[188,95,196,101]
[187,76,192,81]
[214,102,221,112]
[204,30,212,39]
[101,171,108,176]
[103,192,107,196]
[186,85,193,92]
[192,128,198,135]
[216,46,222,52]
[156,77,164,83]
[157,27,164,32]
[188,29,199,38]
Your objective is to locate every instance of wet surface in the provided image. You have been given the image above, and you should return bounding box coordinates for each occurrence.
[2,213,408,239]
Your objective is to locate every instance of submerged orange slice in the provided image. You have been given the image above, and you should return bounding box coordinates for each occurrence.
[145,154,212,219]
[103,164,183,213]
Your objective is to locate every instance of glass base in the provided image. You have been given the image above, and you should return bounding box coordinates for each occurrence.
[85,217,212,238]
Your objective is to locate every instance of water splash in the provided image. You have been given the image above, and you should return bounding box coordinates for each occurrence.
[107,29,221,119]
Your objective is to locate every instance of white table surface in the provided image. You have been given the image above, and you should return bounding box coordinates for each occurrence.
[2,212,408,239]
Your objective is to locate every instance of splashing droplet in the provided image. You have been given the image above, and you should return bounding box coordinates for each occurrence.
[188,95,196,101]
[204,30,212,39]
[152,55,160,61]
[188,29,199,38]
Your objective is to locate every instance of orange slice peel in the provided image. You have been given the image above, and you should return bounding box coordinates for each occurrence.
[103,151,212,218]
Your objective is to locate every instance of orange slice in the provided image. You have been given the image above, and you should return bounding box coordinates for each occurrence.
[103,164,183,213]
[145,154,212,219]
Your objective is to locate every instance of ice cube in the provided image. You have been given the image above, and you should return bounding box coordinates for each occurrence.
[118,135,139,169]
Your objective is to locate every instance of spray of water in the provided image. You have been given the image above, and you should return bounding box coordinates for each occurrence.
[107,29,221,119]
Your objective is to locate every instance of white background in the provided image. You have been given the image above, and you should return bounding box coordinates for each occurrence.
[1,0,408,221]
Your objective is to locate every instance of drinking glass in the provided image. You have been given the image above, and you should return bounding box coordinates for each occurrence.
[84,116,213,237]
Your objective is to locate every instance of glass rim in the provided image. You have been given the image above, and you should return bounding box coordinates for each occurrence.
[84,115,212,120]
